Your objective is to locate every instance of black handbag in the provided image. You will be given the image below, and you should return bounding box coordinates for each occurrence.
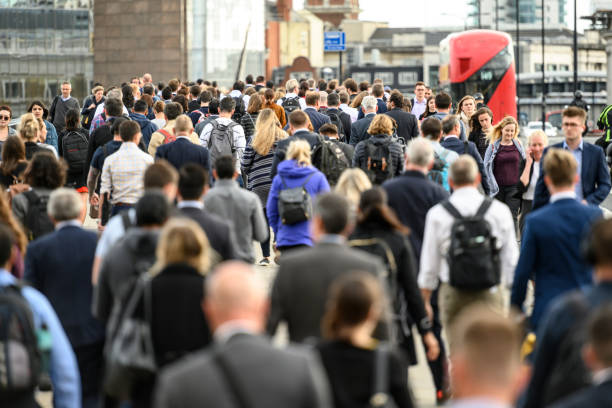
[369,343,397,408]
[104,275,156,399]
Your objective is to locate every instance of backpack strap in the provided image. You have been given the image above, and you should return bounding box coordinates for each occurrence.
[300,171,317,188]
[475,197,494,218]
[121,210,133,231]
[463,140,469,154]
[370,342,390,408]
[441,199,463,219]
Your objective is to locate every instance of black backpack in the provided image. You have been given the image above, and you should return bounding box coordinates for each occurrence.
[231,97,246,122]
[442,198,500,290]
[541,292,592,406]
[325,112,345,141]
[23,191,54,242]
[362,139,395,185]
[62,130,89,174]
[0,284,43,396]
[312,136,350,186]
[282,96,301,116]
[278,173,315,225]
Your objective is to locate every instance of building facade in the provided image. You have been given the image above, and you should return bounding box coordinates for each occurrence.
[0,0,93,115]
[468,0,567,29]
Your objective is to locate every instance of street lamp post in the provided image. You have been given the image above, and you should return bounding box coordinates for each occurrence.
[516,0,520,121]
[573,0,578,92]
[541,0,546,130]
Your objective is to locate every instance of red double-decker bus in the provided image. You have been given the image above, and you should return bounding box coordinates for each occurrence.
[439,30,517,121]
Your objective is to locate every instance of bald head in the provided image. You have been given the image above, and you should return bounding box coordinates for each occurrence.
[204,261,268,333]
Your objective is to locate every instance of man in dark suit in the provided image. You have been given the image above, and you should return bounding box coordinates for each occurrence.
[350,95,378,146]
[440,115,490,194]
[154,261,333,408]
[176,163,235,261]
[511,148,602,332]
[303,91,331,133]
[357,83,388,120]
[382,138,450,401]
[521,218,612,408]
[25,188,105,408]
[271,110,320,177]
[267,193,388,343]
[549,305,612,408]
[385,91,419,142]
[155,114,210,171]
[533,106,611,209]
[323,92,352,143]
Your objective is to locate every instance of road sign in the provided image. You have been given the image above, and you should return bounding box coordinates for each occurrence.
[324,31,346,52]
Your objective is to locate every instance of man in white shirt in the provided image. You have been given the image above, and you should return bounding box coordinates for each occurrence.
[419,155,519,332]
[338,90,358,123]
[199,97,246,179]
[277,78,307,111]
[411,81,428,119]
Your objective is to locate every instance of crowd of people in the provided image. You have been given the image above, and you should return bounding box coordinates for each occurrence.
[0,72,611,408]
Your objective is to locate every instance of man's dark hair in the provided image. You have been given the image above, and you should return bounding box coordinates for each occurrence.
[179,163,209,200]
[421,117,442,140]
[162,86,173,100]
[389,91,404,109]
[189,85,201,98]
[327,93,340,107]
[64,108,80,130]
[219,97,236,113]
[588,304,612,366]
[208,98,220,115]
[318,80,327,92]
[359,81,370,92]
[435,92,452,110]
[0,224,14,267]
[196,79,204,85]
[144,160,179,189]
[134,99,148,113]
[319,123,338,136]
[111,116,129,136]
[233,81,245,92]
[315,193,350,234]
[256,75,264,83]
[588,218,612,266]
[105,98,123,117]
[172,95,188,112]
[164,102,183,120]
[344,78,358,93]
[371,84,384,98]
[135,191,170,227]
[245,75,254,85]
[305,92,319,106]
[199,91,212,104]
[24,151,66,189]
[214,155,236,179]
[119,120,140,142]
[157,82,165,91]
[289,110,309,128]
[121,84,135,109]
[142,84,155,95]
[265,80,274,89]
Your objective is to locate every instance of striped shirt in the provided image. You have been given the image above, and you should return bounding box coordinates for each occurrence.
[100,142,153,205]
[241,142,277,206]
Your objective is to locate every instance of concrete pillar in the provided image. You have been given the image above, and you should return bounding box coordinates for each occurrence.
[605,32,612,105]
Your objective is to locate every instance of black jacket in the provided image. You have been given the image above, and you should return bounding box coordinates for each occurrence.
[468,129,489,159]
[24,142,49,160]
[270,130,320,178]
[178,206,236,261]
[382,171,449,260]
[155,138,211,172]
[385,108,419,142]
[441,136,490,194]
[87,117,118,167]
[324,108,352,143]
[352,134,404,178]
[350,113,376,146]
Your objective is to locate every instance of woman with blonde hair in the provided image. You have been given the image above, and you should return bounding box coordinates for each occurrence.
[353,114,404,184]
[334,168,372,211]
[18,113,48,159]
[130,217,213,407]
[242,108,288,265]
[457,95,476,132]
[267,139,330,255]
[518,129,548,234]
[483,115,526,225]
[350,91,369,109]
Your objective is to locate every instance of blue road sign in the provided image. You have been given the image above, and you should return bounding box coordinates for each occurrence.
[324,31,346,52]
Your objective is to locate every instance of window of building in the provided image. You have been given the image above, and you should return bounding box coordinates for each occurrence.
[535,63,544,71]
[559,65,570,71]
[4,81,23,99]
[374,72,394,85]
[595,63,603,71]
[546,64,557,71]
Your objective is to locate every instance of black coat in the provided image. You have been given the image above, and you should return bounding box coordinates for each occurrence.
[178,206,236,261]
[350,113,376,146]
[324,108,352,143]
[385,108,419,142]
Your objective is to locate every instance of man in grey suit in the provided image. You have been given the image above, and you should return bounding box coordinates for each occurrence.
[267,192,389,343]
[154,261,332,408]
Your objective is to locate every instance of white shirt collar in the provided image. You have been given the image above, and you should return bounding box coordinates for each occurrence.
[550,191,577,203]
[55,220,81,230]
[177,200,204,210]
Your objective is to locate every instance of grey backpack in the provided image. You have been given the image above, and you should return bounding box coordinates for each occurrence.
[208,119,238,165]
[278,173,316,225]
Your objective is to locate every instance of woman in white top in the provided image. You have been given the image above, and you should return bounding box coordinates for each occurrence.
[518,129,548,235]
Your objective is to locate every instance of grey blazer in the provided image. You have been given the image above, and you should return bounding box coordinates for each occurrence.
[154,332,333,408]
[267,242,391,343]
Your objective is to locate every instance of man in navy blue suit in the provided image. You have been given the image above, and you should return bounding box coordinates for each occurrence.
[303,91,331,133]
[357,83,388,120]
[25,188,105,408]
[155,114,210,172]
[440,115,490,194]
[511,148,602,333]
[533,106,611,209]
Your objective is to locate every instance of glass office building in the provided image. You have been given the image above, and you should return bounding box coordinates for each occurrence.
[0,0,93,115]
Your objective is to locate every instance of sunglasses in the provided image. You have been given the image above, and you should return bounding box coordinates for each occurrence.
[0,116,10,120]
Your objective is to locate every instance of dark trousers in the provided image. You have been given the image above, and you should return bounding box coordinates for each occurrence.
[495,184,521,234]
[260,207,272,258]
[519,199,533,237]
[75,341,105,408]
[422,285,449,393]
